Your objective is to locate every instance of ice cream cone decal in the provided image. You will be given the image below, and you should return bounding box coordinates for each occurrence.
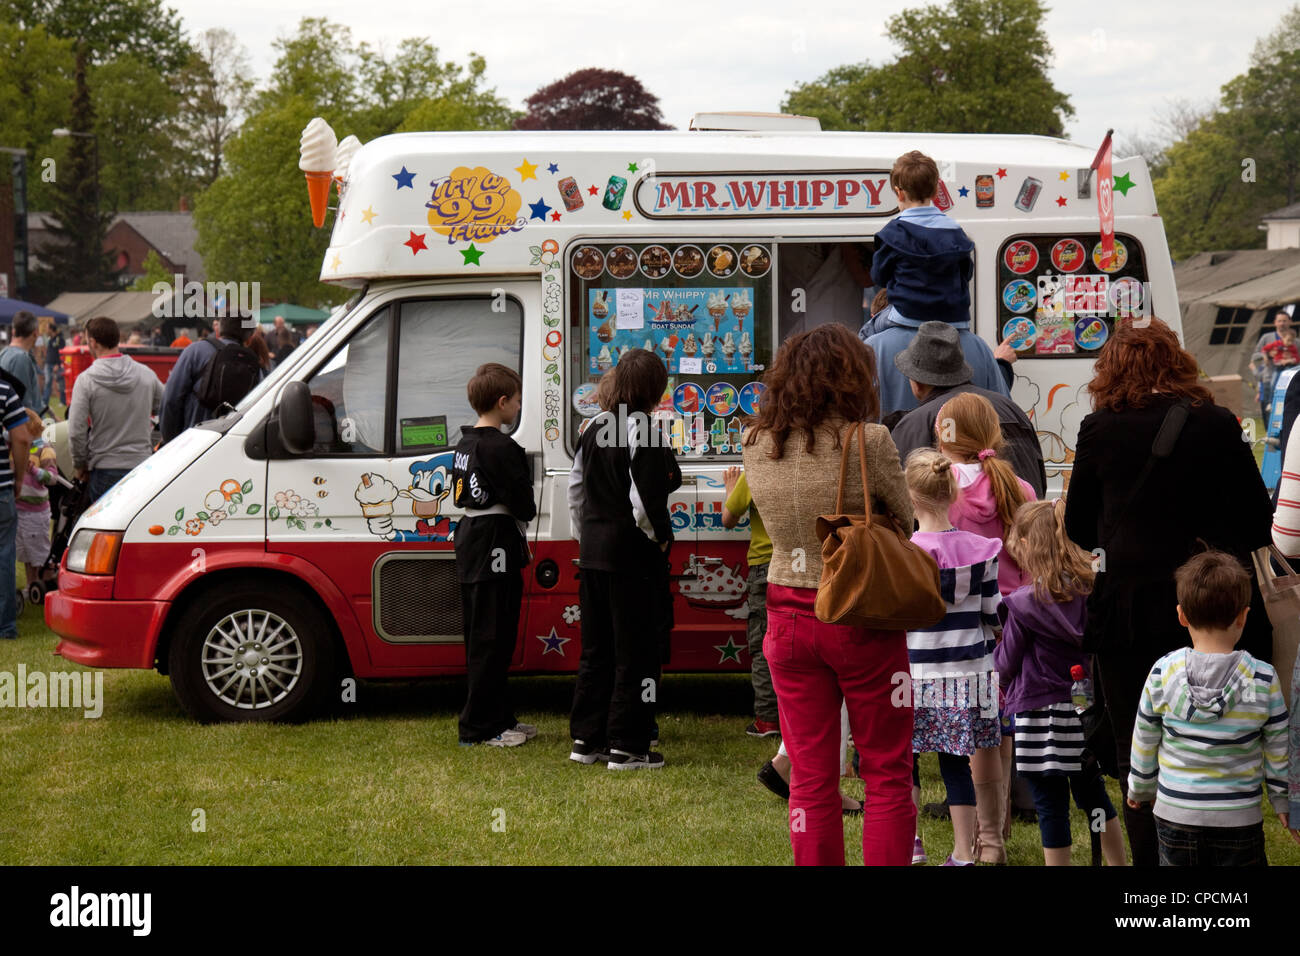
[300,117,338,228]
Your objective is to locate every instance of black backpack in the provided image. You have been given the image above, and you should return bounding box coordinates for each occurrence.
[195,337,261,412]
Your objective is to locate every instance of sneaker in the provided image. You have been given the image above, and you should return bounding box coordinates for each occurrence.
[513,722,538,739]
[941,854,975,867]
[746,719,780,738]
[569,739,610,764]
[479,730,527,748]
[757,759,790,800]
[607,749,665,771]
[912,836,928,865]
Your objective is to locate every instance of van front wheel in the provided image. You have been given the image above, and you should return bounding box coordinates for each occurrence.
[168,586,336,722]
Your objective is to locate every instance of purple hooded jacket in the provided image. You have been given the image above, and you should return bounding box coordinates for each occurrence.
[993,584,1089,715]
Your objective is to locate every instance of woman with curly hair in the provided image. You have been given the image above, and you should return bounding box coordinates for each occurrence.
[1064,317,1273,866]
[743,323,916,866]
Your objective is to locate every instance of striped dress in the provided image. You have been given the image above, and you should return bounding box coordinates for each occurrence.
[906,529,1003,755]
[1128,648,1289,827]
[1013,703,1085,775]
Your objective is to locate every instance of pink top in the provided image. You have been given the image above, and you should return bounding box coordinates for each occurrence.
[948,463,1036,595]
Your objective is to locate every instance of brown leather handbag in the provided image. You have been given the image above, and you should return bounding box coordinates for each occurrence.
[814,422,946,630]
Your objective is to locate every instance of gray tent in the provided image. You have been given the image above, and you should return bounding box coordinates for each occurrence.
[1178,249,1300,381]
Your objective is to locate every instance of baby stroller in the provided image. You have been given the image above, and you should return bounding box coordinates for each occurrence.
[25,474,90,606]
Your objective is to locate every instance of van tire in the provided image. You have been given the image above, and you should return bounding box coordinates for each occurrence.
[168,585,337,723]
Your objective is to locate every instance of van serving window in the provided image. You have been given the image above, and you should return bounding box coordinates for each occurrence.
[995,232,1147,358]
[567,239,776,458]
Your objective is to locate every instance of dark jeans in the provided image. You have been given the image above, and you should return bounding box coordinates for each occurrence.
[1096,648,1165,866]
[0,489,15,638]
[1156,819,1267,867]
[87,468,131,503]
[1025,771,1118,849]
[457,573,522,742]
[911,751,977,805]
[570,561,663,754]
[745,562,777,721]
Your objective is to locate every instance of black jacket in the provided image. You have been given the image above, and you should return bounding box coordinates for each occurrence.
[568,409,681,572]
[890,381,1047,499]
[451,426,536,583]
[1064,395,1273,658]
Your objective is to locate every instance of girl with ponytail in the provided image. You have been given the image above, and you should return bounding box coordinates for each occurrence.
[935,391,1038,863]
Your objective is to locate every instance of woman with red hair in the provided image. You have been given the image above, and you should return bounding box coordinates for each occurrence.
[743,323,916,866]
[1064,317,1272,866]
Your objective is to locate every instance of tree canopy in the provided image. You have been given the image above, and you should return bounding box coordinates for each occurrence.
[515,69,673,130]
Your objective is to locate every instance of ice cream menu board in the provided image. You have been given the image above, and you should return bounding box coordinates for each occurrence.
[997,232,1147,358]
[569,239,774,457]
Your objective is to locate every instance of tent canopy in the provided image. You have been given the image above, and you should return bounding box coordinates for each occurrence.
[0,297,69,324]
[255,304,330,326]
[45,291,163,331]
[1207,262,1300,311]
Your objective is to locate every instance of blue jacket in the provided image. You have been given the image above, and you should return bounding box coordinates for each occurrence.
[870,205,974,326]
[160,336,264,442]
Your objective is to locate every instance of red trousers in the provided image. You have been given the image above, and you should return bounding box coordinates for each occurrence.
[764,582,916,866]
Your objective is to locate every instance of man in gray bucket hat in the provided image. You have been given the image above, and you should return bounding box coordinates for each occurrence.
[889,321,1046,498]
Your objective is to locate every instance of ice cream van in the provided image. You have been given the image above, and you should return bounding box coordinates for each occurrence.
[45,113,1179,721]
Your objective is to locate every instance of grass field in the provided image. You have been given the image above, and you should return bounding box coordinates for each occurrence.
[3,601,1299,867]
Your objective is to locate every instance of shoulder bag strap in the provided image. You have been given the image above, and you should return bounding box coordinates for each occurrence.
[834,423,853,514]
[856,421,874,527]
[1101,399,1190,547]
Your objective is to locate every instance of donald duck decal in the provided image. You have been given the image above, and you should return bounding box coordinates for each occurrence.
[354,453,458,542]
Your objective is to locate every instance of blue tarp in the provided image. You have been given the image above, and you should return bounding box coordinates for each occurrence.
[0,297,70,324]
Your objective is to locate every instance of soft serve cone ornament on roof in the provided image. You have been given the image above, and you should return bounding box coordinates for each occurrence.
[333,134,362,197]
[299,117,338,228]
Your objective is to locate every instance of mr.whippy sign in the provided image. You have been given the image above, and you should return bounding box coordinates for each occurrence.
[634,170,898,219]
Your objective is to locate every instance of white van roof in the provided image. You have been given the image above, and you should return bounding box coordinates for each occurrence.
[321,130,1152,283]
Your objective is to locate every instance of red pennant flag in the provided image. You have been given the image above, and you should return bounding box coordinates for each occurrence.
[1091,129,1115,270]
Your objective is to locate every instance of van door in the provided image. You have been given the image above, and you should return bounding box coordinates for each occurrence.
[265,283,536,672]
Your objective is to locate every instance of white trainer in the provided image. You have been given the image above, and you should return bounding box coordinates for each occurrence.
[483,729,528,747]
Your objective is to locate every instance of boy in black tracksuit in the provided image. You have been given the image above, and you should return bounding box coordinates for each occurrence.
[452,363,536,746]
[567,351,680,769]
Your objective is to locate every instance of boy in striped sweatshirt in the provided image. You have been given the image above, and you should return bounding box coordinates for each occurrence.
[1127,550,1290,866]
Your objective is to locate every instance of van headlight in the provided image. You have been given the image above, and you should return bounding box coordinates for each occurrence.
[66,529,124,575]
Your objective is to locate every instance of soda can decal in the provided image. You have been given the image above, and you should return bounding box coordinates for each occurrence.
[1002,279,1036,314]
[934,180,954,212]
[558,176,583,212]
[1015,176,1043,212]
[602,175,628,210]
[1003,240,1039,274]
[1051,238,1086,273]
[975,175,995,208]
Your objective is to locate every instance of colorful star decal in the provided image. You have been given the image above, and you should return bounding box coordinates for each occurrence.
[329,253,342,272]
[1113,171,1136,196]
[403,231,427,255]
[714,636,744,664]
[516,158,538,181]
[529,197,553,221]
[547,162,559,174]
[958,185,969,198]
[360,205,377,225]
[627,161,639,173]
[550,211,562,222]
[461,243,484,266]
[392,166,416,189]
[1058,170,1070,181]
[587,184,599,196]
[1055,196,1067,207]
[996,168,1008,179]
[537,626,570,656]
[622,210,633,221]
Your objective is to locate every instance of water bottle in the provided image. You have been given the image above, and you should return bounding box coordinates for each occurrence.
[1071,664,1093,713]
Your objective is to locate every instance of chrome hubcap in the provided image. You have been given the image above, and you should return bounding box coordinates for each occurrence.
[201,610,303,709]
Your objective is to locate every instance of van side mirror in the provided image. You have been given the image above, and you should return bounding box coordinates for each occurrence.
[279,380,315,455]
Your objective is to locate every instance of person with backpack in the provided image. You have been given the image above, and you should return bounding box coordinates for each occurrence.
[69,317,165,503]
[161,315,264,443]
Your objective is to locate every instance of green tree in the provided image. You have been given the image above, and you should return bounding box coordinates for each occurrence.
[0,0,191,71]
[257,17,359,118]
[177,28,255,187]
[91,54,184,210]
[0,23,75,211]
[28,45,121,299]
[129,248,174,292]
[781,0,1072,135]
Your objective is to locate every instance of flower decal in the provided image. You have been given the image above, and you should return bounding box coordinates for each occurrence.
[185,519,204,536]
[562,604,581,625]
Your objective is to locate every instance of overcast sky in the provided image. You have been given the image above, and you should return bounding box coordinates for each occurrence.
[175,0,1295,153]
